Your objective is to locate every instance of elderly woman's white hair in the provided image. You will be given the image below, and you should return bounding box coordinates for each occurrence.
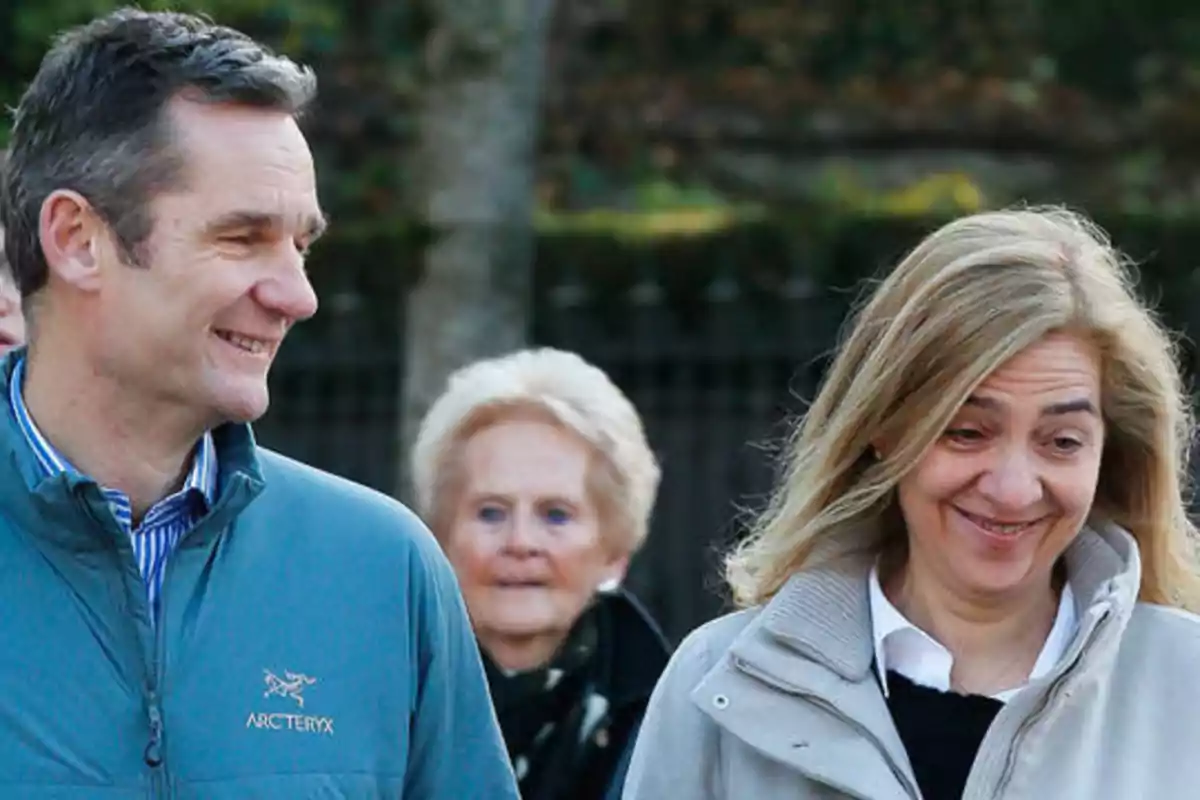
[411,347,661,555]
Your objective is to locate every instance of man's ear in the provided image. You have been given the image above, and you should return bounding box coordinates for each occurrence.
[39,189,108,293]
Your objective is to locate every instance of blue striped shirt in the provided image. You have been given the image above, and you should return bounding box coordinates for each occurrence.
[9,358,217,618]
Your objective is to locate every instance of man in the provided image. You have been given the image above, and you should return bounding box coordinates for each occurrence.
[0,9,518,797]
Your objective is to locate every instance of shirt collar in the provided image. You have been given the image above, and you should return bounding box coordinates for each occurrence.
[8,357,218,508]
[868,562,1077,702]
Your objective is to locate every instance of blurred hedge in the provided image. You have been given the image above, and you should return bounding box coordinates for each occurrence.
[7,1,1200,236]
[281,211,1200,390]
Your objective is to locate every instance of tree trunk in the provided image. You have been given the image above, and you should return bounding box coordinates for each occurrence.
[397,0,555,503]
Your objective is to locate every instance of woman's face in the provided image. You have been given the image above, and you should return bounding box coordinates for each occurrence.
[895,333,1105,601]
[442,417,627,669]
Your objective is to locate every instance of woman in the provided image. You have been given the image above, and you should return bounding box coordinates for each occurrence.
[622,207,1200,800]
[411,347,669,800]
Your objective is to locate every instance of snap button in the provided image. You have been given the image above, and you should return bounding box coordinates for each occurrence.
[712,694,730,709]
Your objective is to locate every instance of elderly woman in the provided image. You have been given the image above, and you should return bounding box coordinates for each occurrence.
[622,207,1200,800]
[411,347,669,800]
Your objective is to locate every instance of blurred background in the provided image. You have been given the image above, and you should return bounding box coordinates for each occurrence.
[5,0,1200,645]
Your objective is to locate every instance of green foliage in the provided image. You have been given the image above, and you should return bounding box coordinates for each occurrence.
[0,1,346,146]
[540,0,1200,220]
[535,205,766,240]
[0,0,407,243]
[4,0,1200,260]
[613,1,1200,102]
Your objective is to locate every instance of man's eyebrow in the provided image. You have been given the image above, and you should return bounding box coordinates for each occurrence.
[206,210,276,232]
[206,210,329,239]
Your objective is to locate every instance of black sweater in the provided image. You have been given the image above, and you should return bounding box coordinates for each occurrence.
[884,671,1003,800]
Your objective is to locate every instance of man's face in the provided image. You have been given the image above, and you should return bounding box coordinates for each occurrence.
[90,97,323,427]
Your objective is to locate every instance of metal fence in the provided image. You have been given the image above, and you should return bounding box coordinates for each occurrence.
[534,249,871,639]
[254,218,1200,645]
[254,232,875,644]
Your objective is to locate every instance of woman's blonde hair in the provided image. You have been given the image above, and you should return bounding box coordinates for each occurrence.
[726,206,1200,610]
[410,347,661,555]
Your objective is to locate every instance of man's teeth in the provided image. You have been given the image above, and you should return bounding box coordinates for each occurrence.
[218,331,267,354]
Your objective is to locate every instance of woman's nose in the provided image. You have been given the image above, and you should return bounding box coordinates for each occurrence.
[977,447,1044,510]
[504,512,544,554]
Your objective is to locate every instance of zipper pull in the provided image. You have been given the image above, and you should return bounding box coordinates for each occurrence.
[144,699,164,767]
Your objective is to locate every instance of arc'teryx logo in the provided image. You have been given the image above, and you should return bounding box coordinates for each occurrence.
[246,667,335,736]
[263,669,315,708]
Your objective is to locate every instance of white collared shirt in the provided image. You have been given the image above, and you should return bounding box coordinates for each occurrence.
[868,566,1077,702]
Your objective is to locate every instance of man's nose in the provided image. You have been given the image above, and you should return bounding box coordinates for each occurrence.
[253,253,318,322]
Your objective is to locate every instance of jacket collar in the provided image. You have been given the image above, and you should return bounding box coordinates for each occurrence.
[0,348,267,550]
[482,586,671,713]
[745,518,1138,687]
[688,519,1140,799]
[868,562,1078,701]
[597,587,672,709]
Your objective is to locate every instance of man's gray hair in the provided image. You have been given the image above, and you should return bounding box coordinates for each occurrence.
[1,8,316,298]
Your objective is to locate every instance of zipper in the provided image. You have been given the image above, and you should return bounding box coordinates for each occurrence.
[144,500,228,798]
[975,608,1113,800]
[145,697,163,766]
[77,490,170,797]
[141,526,170,798]
[987,684,1062,799]
[732,656,921,800]
[145,520,191,799]
[146,615,168,799]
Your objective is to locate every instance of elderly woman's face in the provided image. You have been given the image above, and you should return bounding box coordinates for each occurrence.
[442,417,625,667]
[895,333,1105,599]
[0,273,24,354]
